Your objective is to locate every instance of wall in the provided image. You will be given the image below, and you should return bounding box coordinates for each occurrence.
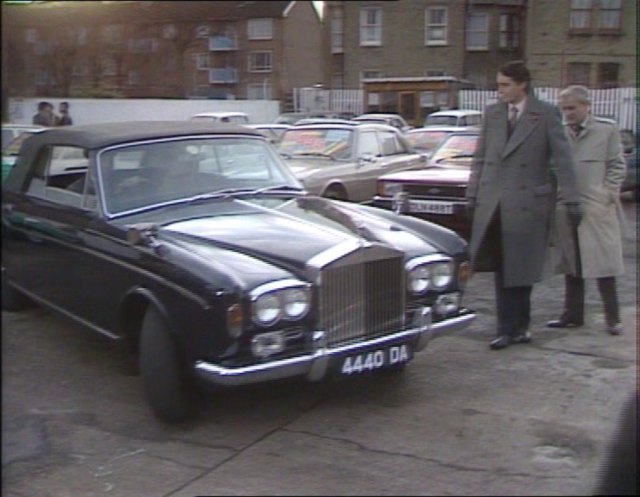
[7,98,281,126]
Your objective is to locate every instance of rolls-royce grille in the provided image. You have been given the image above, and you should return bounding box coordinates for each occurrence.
[404,184,466,199]
[319,255,405,347]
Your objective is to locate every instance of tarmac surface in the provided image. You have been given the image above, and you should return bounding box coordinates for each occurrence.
[2,198,637,497]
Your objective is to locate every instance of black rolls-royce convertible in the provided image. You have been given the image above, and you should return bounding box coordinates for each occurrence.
[2,122,476,422]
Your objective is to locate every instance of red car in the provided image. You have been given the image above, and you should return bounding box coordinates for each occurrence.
[373,131,479,239]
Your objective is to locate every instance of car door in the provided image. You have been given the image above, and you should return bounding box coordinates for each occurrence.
[377,128,424,175]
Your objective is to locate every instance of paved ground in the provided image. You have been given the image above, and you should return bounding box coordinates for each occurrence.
[2,199,637,497]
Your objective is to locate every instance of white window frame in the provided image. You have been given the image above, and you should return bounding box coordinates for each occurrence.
[196,25,210,38]
[331,7,344,54]
[248,51,272,73]
[247,18,273,40]
[359,7,382,46]
[247,82,272,100]
[425,7,448,46]
[466,12,489,50]
[162,23,177,39]
[597,0,622,31]
[196,53,210,70]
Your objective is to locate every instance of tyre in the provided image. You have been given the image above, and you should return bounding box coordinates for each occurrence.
[1,270,35,311]
[323,185,348,201]
[139,306,199,423]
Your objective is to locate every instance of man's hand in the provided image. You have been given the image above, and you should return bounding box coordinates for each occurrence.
[566,202,583,228]
[466,197,476,219]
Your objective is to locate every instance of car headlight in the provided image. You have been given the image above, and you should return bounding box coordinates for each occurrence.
[253,293,281,326]
[406,256,454,295]
[378,181,403,197]
[408,265,432,294]
[250,280,311,327]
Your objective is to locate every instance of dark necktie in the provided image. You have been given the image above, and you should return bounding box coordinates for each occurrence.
[571,123,583,136]
[508,106,518,137]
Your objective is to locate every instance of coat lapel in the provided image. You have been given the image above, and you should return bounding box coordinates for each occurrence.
[502,99,543,158]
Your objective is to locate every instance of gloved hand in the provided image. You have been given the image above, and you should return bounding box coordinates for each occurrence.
[566,202,583,228]
[466,197,476,219]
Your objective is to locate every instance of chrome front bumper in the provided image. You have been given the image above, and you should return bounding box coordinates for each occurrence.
[194,307,476,387]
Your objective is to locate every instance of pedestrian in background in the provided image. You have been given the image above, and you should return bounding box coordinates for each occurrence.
[466,60,582,350]
[547,85,626,335]
[55,101,73,126]
[32,101,56,126]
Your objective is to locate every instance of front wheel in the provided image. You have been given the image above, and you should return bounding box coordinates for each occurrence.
[139,306,199,423]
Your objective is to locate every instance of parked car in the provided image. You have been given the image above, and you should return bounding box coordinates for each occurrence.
[2,127,48,183]
[245,123,291,144]
[373,131,480,239]
[293,118,356,126]
[2,121,476,422]
[277,123,427,202]
[352,113,413,133]
[275,112,341,125]
[404,126,474,158]
[2,123,47,150]
[424,110,482,128]
[190,112,250,125]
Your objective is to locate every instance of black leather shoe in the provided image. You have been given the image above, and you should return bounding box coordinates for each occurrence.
[546,318,583,328]
[606,323,623,335]
[511,331,532,344]
[489,336,510,350]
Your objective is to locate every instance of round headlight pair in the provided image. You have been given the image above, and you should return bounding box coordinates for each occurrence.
[407,258,454,295]
[251,282,311,327]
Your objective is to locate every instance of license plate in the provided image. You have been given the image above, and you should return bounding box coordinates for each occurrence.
[409,200,454,215]
[339,343,412,376]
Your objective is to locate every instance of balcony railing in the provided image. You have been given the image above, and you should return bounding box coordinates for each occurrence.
[209,67,237,84]
[209,35,238,51]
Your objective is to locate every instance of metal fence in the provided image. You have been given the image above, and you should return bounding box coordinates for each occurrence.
[459,87,637,132]
[294,86,637,133]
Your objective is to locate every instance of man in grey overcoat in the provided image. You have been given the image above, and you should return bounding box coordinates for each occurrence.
[547,85,626,335]
[466,61,582,350]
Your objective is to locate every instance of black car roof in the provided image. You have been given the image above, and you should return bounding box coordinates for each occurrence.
[25,121,262,150]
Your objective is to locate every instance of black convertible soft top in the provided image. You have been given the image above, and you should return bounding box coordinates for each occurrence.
[21,121,262,150]
[4,121,263,192]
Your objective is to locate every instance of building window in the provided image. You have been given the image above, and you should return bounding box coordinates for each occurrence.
[196,53,210,70]
[331,6,344,54]
[499,13,520,49]
[209,67,237,84]
[359,7,382,46]
[162,23,177,39]
[248,51,272,72]
[570,0,622,33]
[102,24,124,44]
[248,18,273,40]
[598,0,622,31]
[128,38,157,53]
[466,12,489,50]
[567,62,590,85]
[360,70,381,88]
[196,25,210,38]
[247,82,271,100]
[597,62,619,88]
[425,7,447,46]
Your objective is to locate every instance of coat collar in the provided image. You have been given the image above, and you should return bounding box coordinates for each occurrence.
[502,97,545,158]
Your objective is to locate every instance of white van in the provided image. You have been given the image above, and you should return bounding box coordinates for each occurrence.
[190,112,250,125]
[424,110,482,128]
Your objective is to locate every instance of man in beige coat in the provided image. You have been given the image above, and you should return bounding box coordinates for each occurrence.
[547,85,627,335]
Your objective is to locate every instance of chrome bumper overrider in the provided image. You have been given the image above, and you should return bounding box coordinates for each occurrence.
[194,307,476,387]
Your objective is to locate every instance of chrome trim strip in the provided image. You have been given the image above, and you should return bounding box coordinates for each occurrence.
[5,280,122,340]
[249,279,311,300]
[306,239,363,270]
[405,254,452,271]
[194,308,476,387]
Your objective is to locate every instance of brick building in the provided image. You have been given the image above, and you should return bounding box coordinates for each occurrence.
[1,1,323,102]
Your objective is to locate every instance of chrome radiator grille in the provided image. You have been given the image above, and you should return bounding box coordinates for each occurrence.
[318,253,405,347]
